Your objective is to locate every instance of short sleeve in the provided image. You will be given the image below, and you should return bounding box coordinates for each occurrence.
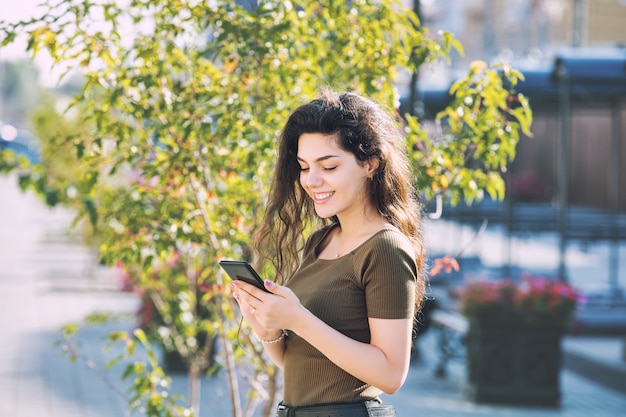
[352,230,417,319]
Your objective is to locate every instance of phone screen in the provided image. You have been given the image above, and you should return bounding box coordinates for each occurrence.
[219,260,269,292]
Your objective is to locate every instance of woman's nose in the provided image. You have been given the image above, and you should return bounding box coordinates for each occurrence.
[305,168,322,188]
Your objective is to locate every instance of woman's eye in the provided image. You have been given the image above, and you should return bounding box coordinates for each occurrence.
[299,166,309,172]
[323,166,337,171]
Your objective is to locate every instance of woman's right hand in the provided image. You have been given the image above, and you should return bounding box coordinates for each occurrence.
[231,279,306,338]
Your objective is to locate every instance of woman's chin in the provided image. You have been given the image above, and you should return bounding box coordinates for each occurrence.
[314,208,336,220]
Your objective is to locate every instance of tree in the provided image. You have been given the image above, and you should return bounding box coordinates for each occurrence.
[0,1,531,417]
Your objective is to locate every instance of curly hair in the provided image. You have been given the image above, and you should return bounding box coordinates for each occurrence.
[254,88,426,306]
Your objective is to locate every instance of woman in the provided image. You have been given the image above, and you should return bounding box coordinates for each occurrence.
[231,89,426,417]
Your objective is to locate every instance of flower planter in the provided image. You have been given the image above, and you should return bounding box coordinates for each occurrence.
[465,321,564,407]
[163,349,192,374]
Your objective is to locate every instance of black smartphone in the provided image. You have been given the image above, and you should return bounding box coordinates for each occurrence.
[219,260,269,292]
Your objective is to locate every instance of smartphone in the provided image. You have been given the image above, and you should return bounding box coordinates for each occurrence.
[219,260,269,292]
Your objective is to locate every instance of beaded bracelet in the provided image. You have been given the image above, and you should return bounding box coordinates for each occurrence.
[256,329,288,344]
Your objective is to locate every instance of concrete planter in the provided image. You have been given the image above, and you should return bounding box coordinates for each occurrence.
[465,321,564,407]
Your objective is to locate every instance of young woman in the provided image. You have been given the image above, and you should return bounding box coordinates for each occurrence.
[231,89,426,417]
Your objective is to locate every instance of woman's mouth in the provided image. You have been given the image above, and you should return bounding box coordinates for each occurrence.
[314,191,334,202]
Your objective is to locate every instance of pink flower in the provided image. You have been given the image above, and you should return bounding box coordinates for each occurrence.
[456,275,582,328]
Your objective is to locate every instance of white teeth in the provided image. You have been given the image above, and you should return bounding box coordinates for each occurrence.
[315,192,333,200]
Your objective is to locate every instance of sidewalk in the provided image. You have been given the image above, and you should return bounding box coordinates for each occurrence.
[385,332,626,417]
[1,174,626,417]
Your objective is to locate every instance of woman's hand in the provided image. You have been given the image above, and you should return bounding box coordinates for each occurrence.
[231,279,303,340]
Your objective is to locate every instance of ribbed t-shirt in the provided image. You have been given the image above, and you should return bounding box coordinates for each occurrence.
[282,224,417,406]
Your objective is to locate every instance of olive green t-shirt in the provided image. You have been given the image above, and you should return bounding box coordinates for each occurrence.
[283,224,417,406]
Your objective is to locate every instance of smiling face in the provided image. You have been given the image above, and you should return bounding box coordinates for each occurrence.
[297,132,378,221]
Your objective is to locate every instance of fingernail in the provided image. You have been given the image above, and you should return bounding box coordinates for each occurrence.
[264,280,273,287]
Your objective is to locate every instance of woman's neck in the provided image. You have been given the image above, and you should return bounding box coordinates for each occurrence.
[335,206,388,238]
[317,213,391,260]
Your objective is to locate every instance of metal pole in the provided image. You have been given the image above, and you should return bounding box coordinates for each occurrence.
[609,98,623,303]
[557,62,570,282]
[408,0,422,116]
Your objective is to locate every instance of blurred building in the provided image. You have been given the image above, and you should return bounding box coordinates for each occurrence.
[406,1,626,211]
[415,0,626,71]
[404,1,626,291]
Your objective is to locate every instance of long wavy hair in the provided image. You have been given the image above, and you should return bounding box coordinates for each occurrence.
[254,88,426,306]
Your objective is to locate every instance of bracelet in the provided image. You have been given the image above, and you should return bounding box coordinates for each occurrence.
[256,329,288,344]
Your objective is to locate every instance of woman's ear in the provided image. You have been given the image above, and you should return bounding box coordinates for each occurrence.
[365,158,380,178]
